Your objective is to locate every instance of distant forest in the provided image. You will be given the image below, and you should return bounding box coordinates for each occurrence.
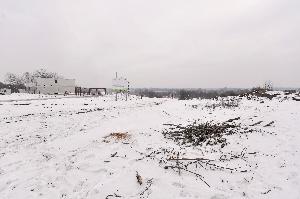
[131,88,251,100]
[131,81,297,100]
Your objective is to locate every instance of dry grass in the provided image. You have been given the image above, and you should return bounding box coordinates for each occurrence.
[103,132,131,142]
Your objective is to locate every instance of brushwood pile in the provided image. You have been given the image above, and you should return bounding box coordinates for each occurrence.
[162,118,252,147]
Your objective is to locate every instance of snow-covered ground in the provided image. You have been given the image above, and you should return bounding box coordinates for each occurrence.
[0,93,84,102]
[0,93,299,199]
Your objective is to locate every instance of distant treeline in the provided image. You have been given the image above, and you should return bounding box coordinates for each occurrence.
[0,81,26,93]
[131,81,283,100]
[132,88,251,100]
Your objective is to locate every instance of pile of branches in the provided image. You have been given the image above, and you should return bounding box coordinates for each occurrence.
[292,97,300,102]
[162,118,250,147]
[204,98,240,109]
[240,88,280,100]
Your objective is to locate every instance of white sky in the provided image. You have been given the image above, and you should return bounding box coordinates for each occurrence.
[0,0,299,88]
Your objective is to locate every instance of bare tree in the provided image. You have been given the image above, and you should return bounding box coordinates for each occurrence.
[32,68,58,79]
[4,73,23,85]
[264,80,273,91]
[21,72,35,84]
[4,69,60,86]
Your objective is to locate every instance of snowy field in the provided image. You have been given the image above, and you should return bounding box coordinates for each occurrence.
[0,93,300,199]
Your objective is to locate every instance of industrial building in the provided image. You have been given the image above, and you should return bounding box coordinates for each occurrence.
[26,77,76,95]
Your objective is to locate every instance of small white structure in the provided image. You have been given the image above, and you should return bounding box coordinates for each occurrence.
[0,88,11,95]
[26,77,75,95]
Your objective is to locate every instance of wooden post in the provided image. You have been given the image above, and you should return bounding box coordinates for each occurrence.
[127,81,130,101]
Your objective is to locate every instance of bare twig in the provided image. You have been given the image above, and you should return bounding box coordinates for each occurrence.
[139,179,154,196]
[250,121,263,126]
[111,152,118,157]
[264,121,274,127]
[136,171,143,185]
[164,165,210,187]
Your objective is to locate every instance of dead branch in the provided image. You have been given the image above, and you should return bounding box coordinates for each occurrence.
[226,117,241,123]
[264,121,274,127]
[164,165,210,187]
[136,171,143,185]
[250,121,263,126]
[139,179,154,196]
[111,152,118,157]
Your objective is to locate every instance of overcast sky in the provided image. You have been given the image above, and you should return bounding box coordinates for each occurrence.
[0,0,299,88]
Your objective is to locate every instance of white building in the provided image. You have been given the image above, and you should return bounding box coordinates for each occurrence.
[26,77,75,95]
[0,88,11,95]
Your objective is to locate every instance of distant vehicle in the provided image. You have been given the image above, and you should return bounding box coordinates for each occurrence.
[0,88,12,95]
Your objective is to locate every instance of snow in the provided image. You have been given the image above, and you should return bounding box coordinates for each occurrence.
[0,93,299,199]
[0,93,82,102]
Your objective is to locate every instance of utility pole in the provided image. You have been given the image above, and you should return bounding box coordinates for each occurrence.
[125,79,130,101]
[115,72,118,101]
[127,81,130,101]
